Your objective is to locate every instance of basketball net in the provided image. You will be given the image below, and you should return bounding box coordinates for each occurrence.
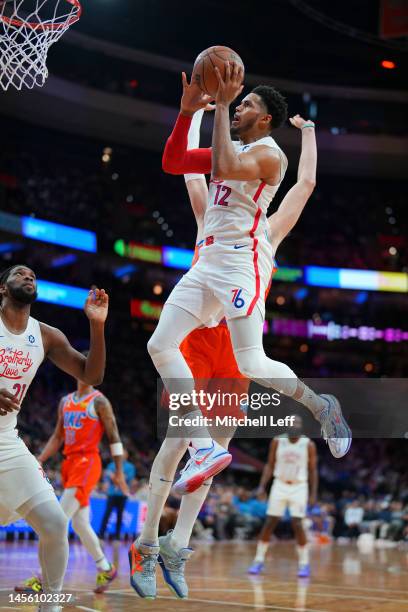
[0,0,81,91]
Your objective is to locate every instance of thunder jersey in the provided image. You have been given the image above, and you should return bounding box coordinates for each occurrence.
[204,137,288,245]
[274,437,309,484]
[62,390,104,456]
[0,316,44,434]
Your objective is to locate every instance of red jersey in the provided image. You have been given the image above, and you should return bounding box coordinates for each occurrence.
[62,389,105,456]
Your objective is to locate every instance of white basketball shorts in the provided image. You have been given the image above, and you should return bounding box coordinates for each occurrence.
[166,239,274,323]
[0,429,55,525]
[267,479,308,519]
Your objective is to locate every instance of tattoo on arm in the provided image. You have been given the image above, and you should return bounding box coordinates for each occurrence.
[95,397,121,444]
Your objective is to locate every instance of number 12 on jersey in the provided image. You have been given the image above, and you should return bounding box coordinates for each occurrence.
[212,183,231,207]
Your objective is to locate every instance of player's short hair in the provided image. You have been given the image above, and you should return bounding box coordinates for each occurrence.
[0,265,23,286]
[251,85,288,130]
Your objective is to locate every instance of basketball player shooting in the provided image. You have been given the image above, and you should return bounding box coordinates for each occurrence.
[0,265,108,612]
[16,368,128,595]
[129,85,346,598]
[153,62,351,490]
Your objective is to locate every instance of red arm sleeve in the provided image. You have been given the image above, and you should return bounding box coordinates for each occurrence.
[162,113,212,175]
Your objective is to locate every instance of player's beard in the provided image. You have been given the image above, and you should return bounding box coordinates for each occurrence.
[230,116,257,139]
[8,284,38,305]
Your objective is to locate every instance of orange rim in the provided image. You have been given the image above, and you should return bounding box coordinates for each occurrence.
[0,0,81,31]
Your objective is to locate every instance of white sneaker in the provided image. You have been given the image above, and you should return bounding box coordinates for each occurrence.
[319,394,352,458]
[173,442,231,495]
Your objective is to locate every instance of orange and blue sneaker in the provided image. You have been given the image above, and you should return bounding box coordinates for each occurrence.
[94,564,117,594]
[14,576,42,593]
[173,442,232,495]
[128,539,159,599]
[319,394,352,458]
[158,531,193,598]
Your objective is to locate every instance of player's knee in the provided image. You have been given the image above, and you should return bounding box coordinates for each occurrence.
[291,517,303,532]
[147,333,161,357]
[42,507,68,540]
[234,348,265,380]
[71,513,86,535]
[147,331,179,360]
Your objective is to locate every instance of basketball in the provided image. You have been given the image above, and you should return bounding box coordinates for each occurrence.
[192,45,245,97]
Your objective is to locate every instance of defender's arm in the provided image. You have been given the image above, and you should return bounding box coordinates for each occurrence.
[268,117,316,251]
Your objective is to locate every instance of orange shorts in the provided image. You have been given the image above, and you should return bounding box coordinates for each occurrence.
[180,323,244,379]
[180,324,250,419]
[61,453,102,507]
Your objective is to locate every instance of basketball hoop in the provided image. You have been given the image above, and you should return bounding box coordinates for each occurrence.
[0,0,82,91]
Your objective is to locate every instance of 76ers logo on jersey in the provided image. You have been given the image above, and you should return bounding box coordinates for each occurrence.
[231,288,245,309]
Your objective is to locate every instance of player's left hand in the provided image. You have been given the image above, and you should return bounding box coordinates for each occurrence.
[289,114,315,130]
[84,288,109,324]
[215,61,244,106]
[180,72,214,116]
[112,470,130,496]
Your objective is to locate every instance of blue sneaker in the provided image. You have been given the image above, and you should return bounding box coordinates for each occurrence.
[248,561,264,575]
[173,442,232,495]
[128,539,159,599]
[297,564,311,578]
[319,394,352,458]
[158,531,193,598]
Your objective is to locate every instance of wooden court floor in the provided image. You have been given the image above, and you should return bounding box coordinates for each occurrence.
[0,540,407,611]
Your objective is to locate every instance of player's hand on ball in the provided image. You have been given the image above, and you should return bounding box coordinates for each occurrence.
[289,114,314,130]
[215,61,244,106]
[112,470,130,496]
[180,72,214,116]
[0,388,20,416]
[84,288,109,324]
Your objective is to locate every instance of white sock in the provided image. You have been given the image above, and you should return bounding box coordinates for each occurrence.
[297,544,309,566]
[296,384,326,419]
[96,557,111,572]
[255,540,269,563]
[71,506,109,569]
[139,437,189,545]
[171,478,213,550]
[181,409,213,451]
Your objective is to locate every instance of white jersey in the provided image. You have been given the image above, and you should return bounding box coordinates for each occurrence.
[274,437,309,484]
[0,316,44,434]
[203,136,288,245]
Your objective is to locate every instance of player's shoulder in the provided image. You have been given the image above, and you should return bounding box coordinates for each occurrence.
[59,392,72,406]
[38,321,66,348]
[307,438,317,450]
[93,391,110,408]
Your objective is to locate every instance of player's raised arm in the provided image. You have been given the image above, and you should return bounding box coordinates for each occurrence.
[95,396,129,496]
[41,288,108,385]
[258,438,278,492]
[307,440,319,507]
[38,399,65,463]
[268,116,317,252]
[162,73,213,175]
[184,107,210,237]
